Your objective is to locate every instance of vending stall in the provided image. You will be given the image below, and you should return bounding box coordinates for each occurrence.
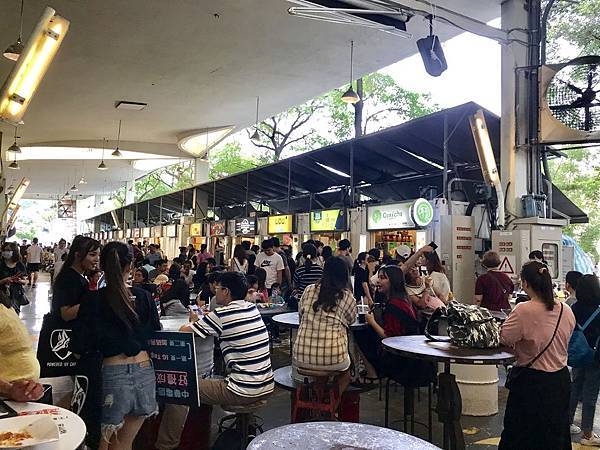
[310,208,349,249]
[366,198,434,257]
[267,213,298,254]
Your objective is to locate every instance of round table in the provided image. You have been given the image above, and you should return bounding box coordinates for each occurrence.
[247,421,440,450]
[6,401,86,450]
[257,304,290,317]
[382,336,516,450]
[272,312,367,330]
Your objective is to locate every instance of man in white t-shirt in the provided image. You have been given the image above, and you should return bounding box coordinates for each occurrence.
[254,239,284,293]
[53,238,68,281]
[27,237,42,288]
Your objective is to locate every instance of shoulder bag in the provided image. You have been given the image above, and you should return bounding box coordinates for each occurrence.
[568,306,600,368]
[425,301,501,349]
[505,302,563,389]
[487,271,512,306]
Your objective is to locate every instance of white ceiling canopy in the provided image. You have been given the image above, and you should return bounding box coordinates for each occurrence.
[0,0,501,198]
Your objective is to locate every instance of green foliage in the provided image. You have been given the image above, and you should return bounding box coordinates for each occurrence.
[209,142,258,180]
[549,148,600,262]
[546,0,600,59]
[250,72,437,161]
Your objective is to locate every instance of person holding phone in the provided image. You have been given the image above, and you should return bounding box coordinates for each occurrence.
[0,242,28,313]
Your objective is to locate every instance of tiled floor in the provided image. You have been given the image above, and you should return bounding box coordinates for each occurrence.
[19,274,597,449]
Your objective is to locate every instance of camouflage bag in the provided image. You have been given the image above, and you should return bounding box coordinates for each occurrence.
[425,300,500,349]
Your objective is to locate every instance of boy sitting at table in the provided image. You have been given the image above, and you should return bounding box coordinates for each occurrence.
[157,273,274,450]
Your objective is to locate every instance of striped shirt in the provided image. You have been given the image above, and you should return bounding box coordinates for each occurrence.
[293,263,324,296]
[191,300,274,397]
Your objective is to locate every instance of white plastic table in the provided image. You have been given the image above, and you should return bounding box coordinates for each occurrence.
[6,401,86,450]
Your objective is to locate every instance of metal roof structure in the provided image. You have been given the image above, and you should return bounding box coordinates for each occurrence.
[92,102,588,227]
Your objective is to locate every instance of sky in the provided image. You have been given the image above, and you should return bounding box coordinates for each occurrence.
[383,19,502,115]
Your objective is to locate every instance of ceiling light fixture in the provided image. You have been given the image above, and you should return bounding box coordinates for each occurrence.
[97,139,108,170]
[112,120,123,157]
[341,40,360,104]
[250,96,261,142]
[7,127,21,153]
[79,175,87,184]
[70,184,78,192]
[8,156,20,170]
[3,0,25,61]
[0,7,70,125]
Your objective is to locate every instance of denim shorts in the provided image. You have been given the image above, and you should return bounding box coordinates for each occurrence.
[101,361,158,436]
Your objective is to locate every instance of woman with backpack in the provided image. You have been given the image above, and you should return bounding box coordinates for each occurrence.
[499,261,575,450]
[474,251,514,311]
[569,274,600,446]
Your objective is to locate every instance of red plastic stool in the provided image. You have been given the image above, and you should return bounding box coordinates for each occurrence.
[291,368,343,423]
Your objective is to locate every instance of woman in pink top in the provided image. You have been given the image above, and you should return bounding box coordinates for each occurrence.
[499,261,575,450]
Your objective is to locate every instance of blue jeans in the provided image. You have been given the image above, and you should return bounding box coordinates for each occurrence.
[101,361,158,441]
[569,364,600,433]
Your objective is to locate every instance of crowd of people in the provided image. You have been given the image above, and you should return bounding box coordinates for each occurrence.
[2,233,600,449]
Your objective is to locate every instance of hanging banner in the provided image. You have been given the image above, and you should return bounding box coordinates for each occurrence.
[189,223,203,237]
[367,198,434,230]
[310,209,347,232]
[268,214,294,234]
[210,220,226,236]
[235,217,256,236]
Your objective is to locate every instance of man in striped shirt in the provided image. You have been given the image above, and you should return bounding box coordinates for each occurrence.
[180,271,274,405]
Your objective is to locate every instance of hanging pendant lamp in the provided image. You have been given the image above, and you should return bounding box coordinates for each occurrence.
[250,96,261,142]
[8,127,21,154]
[98,139,108,170]
[3,0,25,61]
[112,120,123,157]
[341,40,360,104]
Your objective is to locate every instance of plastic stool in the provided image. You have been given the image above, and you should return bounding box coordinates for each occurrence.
[292,368,343,423]
[219,400,267,449]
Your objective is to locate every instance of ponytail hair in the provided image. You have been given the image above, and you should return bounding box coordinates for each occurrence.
[100,242,138,328]
[353,252,367,276]
[520,260,554,310]
[302,243,317,271]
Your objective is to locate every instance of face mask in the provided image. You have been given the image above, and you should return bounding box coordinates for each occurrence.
[2,251,13,259]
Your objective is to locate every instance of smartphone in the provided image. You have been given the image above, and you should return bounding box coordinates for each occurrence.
[428,241,438,251]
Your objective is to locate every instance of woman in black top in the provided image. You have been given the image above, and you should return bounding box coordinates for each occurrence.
[74,242,160,450]
[160,264,190,308]
[52,236,100,322]
[0,242,28,313]
[133,267,158,297]
[569,274,600,445]
[352,252,374,305]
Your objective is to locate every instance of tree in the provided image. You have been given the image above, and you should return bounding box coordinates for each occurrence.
[250,97,329,162]
[546,0,600,59]
[549,148,600,262]
[209,142,259,180]
[326,72,438,140]
[250,72,438,161]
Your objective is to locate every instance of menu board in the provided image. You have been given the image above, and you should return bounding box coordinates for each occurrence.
[152,226,162,237]
[235,217,256,236]
[165,225,177,237]
[210,220,226,236]
[148,331,199,406]
[189,223,203,237]
[142,227,151,238]
[133,228,141,238]
[268,214,294,234]
[367,198,434,230]
[310,209,347,232]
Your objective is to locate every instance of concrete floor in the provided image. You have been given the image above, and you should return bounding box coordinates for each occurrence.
[19,274,597,449]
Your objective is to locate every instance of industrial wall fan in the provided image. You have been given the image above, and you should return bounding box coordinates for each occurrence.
[539,55,600,144]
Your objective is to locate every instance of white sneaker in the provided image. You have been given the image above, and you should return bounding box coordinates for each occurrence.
[571,424,582,434]
[581,433,600,446]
